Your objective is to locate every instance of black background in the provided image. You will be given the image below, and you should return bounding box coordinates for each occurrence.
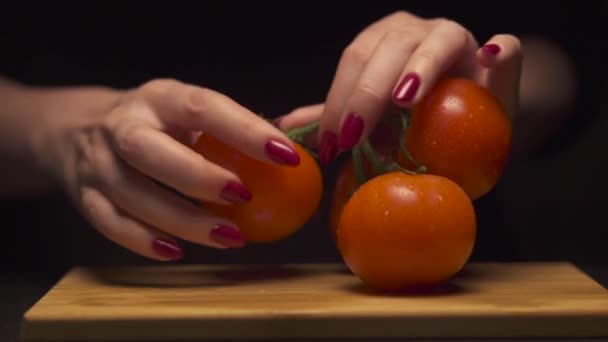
[1,1,607,275]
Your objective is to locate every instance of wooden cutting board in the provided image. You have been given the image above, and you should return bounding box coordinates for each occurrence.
[20,262,608,341]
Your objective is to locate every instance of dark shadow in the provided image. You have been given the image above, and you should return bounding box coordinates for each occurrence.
[342,280,468,297]
[89,263,314,288]
[207,264,311,282]
[451,264,489,279]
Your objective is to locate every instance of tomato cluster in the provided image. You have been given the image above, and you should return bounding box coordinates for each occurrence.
[332,78,512,292]
[190,77,511,294]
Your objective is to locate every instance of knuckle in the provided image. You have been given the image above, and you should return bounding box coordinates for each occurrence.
[414,49,438,69]
[72,127,114,186]
[113,121,145,159]
[383,30,419,52]
[102,107,126,132]
[140,78,180,93]
[92,149,121,189]
[357,81,384,102]
[182,86,214,125]
[430,16,449,23]
[440,19,468,37]
[342,43,370,66]
[389,10,414,23]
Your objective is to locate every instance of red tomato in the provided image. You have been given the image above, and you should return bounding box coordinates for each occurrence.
[193,133,323,243]
[337,172,476,292]
[399,78,512,200]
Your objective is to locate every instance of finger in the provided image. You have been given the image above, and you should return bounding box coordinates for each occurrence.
[274,103,324,132]
[274,103,324,148]
[80,186,184,261]
[110,119,252,205]
[139,79,301,167]
[317,33,379,165]
[475,34,523,118]
[86,135,246,249]
[336,29,426,150]
[392,20,479,107]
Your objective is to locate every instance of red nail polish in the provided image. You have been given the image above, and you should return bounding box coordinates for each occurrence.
[319,131,338,165]
[481,44,501,55]
[152,238,183,260]
[393,72,421,102]
[338,113,364,149]
[265,139,301,166]
[220,181,252,204]
[210,225,246,248]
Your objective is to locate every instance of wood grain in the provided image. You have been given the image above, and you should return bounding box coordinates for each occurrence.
[19,262,608,341]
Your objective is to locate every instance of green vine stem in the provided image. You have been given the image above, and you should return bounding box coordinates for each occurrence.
[399,111,427,174]
[284,120,320,159]
[352,145,367,186]
[360,140,389,176]
[286,120,320,144]
[349,110,430,187]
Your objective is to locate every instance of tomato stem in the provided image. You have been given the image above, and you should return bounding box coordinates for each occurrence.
[361,140,389,176]
[388,162,417,175]
[352,145,367,186]
[399,111,427,174]
[286,120,320,144]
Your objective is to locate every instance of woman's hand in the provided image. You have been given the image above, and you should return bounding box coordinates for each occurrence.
[278,11,522,165]
[33,79,301,261]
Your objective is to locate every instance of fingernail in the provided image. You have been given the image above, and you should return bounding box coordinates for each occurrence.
[481,44,501,55]
[265,139,301,166]
[152,238,184,260]
[393,72,421,102]
[210,225,246,248]
[338,112,364,149]
[319,131,338,165]
[220,181,252,204]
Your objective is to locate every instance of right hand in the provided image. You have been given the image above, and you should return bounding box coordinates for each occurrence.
[38,79,302,261]
[277,12,522,165]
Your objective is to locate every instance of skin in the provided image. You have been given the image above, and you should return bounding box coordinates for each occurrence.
[3,10,570,263]
[399,78,513,200]
[193,133,323,243]
[0,77,302,260]
[337,172,477,292]
[277,11,522,162]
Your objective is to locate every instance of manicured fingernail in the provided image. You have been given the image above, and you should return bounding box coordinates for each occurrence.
[393,72,421,102]
[265,139,301,166]
[319,131,338,165]
[152,238,183,260]
[220,181,252,204]
[210,225,246,248]
[481,44,501,55]
[338,113,364,149]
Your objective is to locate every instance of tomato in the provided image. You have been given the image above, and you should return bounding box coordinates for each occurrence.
[193,133,323,243]
[399,78,512,200]
[336,172,476,292]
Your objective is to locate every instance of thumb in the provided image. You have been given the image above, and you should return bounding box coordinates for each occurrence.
[474,34,523,119]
